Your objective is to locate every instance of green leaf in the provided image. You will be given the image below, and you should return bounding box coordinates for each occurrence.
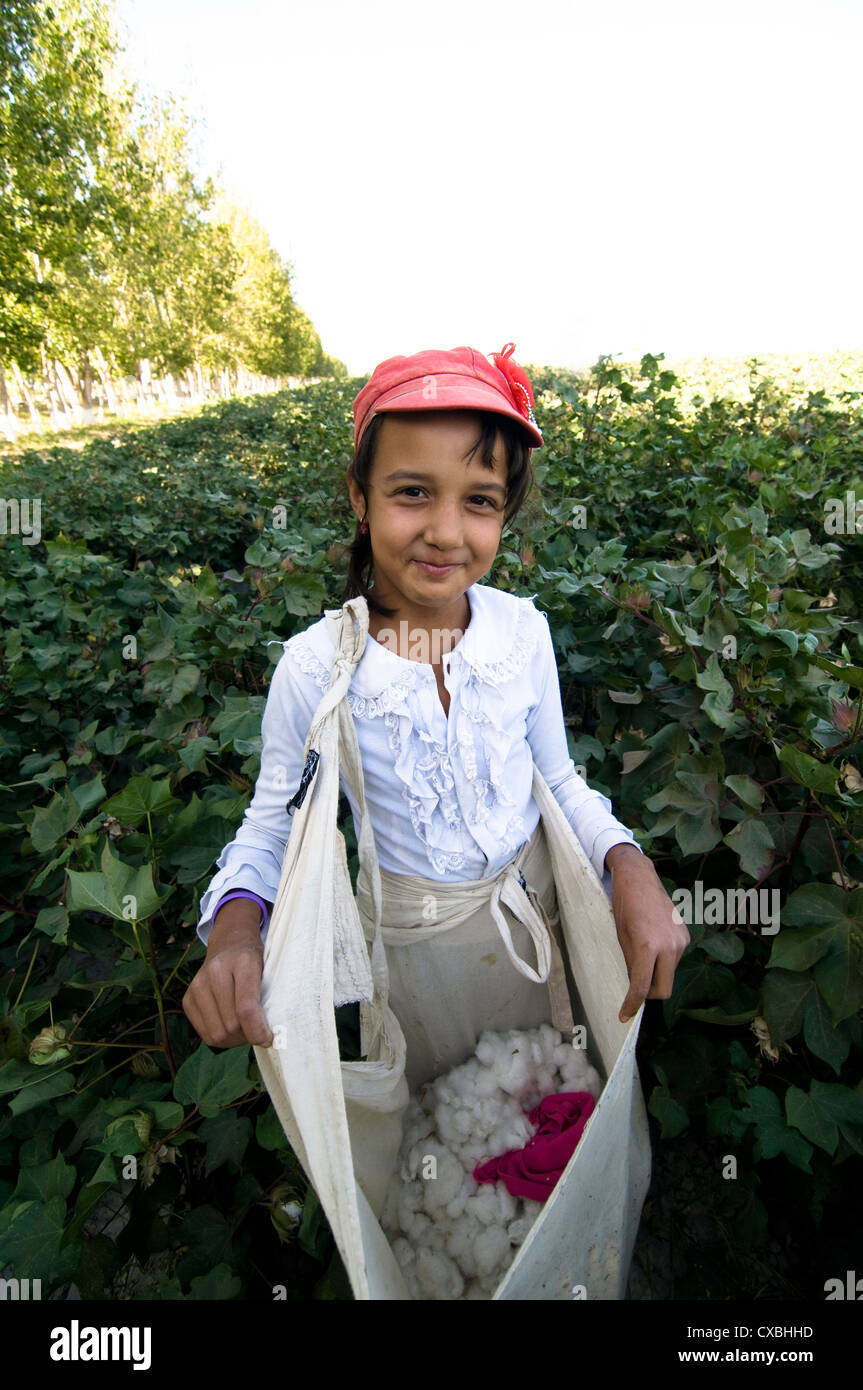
[644,1084,686,1139]
[34,905,69,944]
[724,775,764,810]
[811,655,863,689]
[8,1068,76,1116]
[785,1085,839,1154]
[679,1005,757,1025]
[29,786,81,853]
[778,744,839,794]
[676,811,723,857]
[769,884,863,1017]
[722,818,775,879]
[67,839,169,922]
[701,932,745,964]
[0,1196,74,1280]
[804,990,849,1073]
[199,1112,252,1175]
[209,696,265,753]
[695,654,737,728]
[770,922,843,971]
[188,1263,242,1299]
[178,736,218,771]
[761,968,812,1045]
[173,1044,255,1117]
[14,1155,77,1203]
[101,775,181,828]
[255,1105,287,1152]
[815,947,863,1023]
[88,1117,145,1157]
[739,1086,812,1171]
[144,1100,184,1132]
[705,1097,750,1142]
[71,773,106,814]
[176,1205,235,1281]
[808,1079,863,1150]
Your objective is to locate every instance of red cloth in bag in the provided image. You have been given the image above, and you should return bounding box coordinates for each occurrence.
[473,1092,596,1202]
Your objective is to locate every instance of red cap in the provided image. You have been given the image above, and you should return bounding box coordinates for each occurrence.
[353,343,543,452]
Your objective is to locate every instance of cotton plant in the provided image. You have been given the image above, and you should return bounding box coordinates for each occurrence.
[381,1024,602,1300]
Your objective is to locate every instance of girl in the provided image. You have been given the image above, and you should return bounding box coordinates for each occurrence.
[183,344,687,1056]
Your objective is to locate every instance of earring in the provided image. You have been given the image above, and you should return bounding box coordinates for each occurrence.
[359,515,368,534]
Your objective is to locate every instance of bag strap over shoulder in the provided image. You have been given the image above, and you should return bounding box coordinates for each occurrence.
[319,599,391,1005]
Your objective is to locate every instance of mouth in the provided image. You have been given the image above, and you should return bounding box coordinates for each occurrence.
[412,560,461,575]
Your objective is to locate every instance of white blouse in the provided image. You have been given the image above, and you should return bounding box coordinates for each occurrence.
[196,582,642,944]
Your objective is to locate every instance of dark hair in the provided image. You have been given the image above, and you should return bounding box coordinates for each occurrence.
[342,410,535,618]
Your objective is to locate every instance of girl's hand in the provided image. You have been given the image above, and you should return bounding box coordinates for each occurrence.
[603,844,689,1022]
[183,910,274,1049]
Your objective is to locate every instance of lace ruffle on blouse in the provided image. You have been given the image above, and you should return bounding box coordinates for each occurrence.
[284,596,541,877]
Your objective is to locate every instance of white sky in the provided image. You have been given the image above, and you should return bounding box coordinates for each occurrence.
[114,0,863,377]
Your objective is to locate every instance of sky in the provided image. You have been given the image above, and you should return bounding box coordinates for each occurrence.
[114,0,863,377]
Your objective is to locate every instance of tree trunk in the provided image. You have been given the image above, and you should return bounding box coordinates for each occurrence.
[55,360,83,426]
[92,345,120,414]
[137,358,154,413]
[41,349,66,430]
[78,350,95,424]
[0,365,19,441]
[11,362,42,432]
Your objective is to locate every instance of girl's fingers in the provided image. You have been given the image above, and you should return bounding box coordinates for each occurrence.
[183,948,272,1049]
[183,980,230,1047]
[233,955,273,1046]
[647,941,681,1000]
[619,946,655,1021]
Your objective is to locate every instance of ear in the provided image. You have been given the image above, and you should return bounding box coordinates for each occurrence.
[346,474,365,522]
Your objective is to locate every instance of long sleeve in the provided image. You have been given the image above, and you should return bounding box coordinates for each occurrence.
[525,613,643,891]
[195,646,320,946]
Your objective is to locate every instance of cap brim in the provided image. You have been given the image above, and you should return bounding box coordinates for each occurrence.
[362,373,543,449]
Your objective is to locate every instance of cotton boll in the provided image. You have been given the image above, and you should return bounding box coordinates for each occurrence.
[445,1216,481,1278]
[536,1063,557,1096]
[487,1112,533,1156]
[473,1067,501,1099]
[507,1214,533,1245]
[474,1225,511,1277]
[436,1147,467,1205]
[451,1106,476,1139]
[467,1185,503,1228]
[395,1179,424,1232]
[414,1248,464,1301]
[539,1023,562,1057]
[494,1183,518,1224]
[404,1210,433,1244]
[464,1280,488,1299]
[444,1171,476,1220]
[391,1236,416,1271]
[498,1048,533,1097]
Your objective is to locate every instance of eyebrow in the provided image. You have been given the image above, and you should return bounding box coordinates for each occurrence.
[382,470,507,498]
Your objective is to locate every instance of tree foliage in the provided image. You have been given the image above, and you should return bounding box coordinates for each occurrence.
[0,0,343,393]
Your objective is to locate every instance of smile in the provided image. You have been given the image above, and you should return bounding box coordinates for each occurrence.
[412,560,460,575]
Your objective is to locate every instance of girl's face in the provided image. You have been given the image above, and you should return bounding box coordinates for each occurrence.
[348,410,508,624]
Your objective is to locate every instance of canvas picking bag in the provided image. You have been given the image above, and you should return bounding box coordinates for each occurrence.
[253,596,651,1300]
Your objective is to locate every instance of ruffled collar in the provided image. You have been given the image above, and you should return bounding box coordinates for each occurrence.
[324,582,538,698]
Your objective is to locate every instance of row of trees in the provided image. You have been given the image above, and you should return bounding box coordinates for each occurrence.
[0,0,345,436]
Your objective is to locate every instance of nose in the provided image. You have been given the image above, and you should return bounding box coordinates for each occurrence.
[422,497,464,550]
